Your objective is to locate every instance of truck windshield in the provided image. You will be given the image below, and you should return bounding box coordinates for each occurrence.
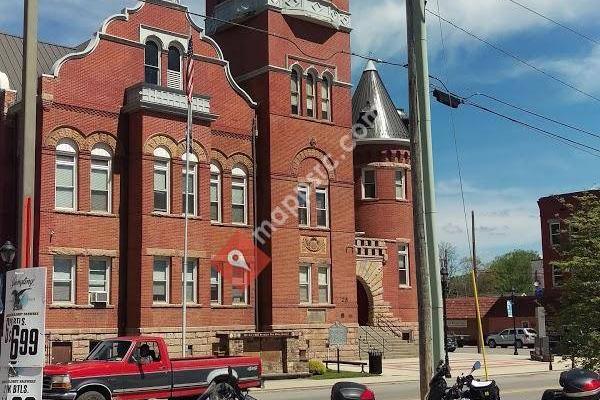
[86,340,132,361]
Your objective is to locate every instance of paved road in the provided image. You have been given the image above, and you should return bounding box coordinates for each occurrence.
[455,346,535,356]
[256,371,562,400]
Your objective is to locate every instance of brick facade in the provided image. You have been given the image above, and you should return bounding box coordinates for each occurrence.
[0,0,418,366]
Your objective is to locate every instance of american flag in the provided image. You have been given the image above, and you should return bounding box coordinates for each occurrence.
[186,34,194,104]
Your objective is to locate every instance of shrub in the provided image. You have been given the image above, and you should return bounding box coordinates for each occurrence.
[308,359,326,375]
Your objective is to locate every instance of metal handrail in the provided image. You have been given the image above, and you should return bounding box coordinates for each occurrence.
[358,326,388,359]
[375,317,410,341]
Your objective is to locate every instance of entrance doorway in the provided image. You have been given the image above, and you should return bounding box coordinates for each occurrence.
[357,279,372,326]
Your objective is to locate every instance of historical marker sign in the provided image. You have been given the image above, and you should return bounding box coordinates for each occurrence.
[328,322,348,348]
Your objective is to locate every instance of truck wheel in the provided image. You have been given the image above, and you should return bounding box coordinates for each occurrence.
[77,391,107,400]
[515,340,524,349]
[488,339,497,348]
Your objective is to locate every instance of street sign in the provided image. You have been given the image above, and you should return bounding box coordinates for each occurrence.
[328,322,348,348]
[506,299,514,318]
[0,367,43,400]
[1,268,47,367]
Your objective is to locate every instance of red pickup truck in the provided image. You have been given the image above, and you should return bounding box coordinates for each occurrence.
[42,336,262,400]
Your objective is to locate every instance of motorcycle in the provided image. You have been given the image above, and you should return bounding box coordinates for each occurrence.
[197,367,376,400]
[427,361,500,400]
[541,369,600,400]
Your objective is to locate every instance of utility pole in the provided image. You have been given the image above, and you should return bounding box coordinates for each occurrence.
[17,0,38,269]
[406,0,441,396]
[472,211,481,353]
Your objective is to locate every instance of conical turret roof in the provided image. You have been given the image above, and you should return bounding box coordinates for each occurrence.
[352,61,409,142]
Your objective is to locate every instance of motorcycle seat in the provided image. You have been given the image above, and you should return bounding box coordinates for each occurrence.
[471,380,495,388]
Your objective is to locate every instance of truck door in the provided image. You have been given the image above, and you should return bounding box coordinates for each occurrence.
[119,340,171,400]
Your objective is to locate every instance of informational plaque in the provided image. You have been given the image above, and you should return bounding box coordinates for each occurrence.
[328,322,348,348]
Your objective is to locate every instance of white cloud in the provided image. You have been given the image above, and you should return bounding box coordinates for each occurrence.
[530,45,600,99]
[435,179,541,260]
[351,0,600,62]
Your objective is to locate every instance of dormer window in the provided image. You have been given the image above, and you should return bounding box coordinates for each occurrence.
[167,45,182,90]
[145,40,160,85]
[291,68,301,115]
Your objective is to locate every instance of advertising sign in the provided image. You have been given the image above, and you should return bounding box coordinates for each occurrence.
[0,367,43,400]
[506,299,514,318]
[447,319,468,329]
[1,267,47,367]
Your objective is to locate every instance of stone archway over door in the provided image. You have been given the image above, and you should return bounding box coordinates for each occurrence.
[356,259,388,325]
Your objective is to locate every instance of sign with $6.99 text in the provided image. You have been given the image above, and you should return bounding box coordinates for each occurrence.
[1,267,46,367]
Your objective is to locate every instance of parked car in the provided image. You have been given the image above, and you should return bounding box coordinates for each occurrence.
[43,336,262,400]
[487,328,537,349]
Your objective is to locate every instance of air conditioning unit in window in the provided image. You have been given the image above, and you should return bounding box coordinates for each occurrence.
[90,291,109,305]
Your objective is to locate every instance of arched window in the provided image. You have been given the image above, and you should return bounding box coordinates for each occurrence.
[291,68,301,115]
[153,146,170,213]
[231,165,247,224]
[90,144,113,213]
[210,162,222,222]
[306,73,316,118]
[321,75,331,120]
[181,152,198,216]
[167,45,182,90]
[145,40,160,85]
[55,139,78,210]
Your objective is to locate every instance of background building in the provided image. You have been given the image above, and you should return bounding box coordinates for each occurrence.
[0,0,418,370]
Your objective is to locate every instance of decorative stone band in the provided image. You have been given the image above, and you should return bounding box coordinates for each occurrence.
[208,0,352,34]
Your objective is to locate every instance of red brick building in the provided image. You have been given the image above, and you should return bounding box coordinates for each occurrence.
[0,0,418,368]
[537,190,599,314]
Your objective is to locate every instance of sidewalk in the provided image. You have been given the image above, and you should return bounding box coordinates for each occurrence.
[255,351,570,392]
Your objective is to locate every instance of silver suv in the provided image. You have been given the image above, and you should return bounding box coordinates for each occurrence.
[486,328,537,349]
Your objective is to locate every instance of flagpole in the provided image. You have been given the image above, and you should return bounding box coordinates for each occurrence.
[182,30,193,358]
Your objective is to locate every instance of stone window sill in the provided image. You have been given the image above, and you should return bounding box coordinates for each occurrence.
[54,210,118,218]
[210,304,252,309]
[298,304,336,309]
[151,212,203,220]
[211,222,252,228]
[289,114,335,126]
[299,226,330,232]
[361,198,379,202]
[152,303,203,308]
[399,285,412,290]
[50,304,115,309]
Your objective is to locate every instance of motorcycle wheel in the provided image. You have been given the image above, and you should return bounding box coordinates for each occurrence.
[427,379,448,400]
[209,382,239,400]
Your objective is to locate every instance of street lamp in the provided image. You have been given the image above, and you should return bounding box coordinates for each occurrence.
[0,241,16,269]
[440,255,451,378]
[511,287,518,356]
[0,240,16,315]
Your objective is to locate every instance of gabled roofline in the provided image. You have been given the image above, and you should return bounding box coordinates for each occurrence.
[50,1,257,108]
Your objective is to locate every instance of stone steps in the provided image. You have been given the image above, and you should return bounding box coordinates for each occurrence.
[358,326,418,359]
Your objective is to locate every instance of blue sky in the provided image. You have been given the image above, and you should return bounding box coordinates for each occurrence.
[2,0,599,261]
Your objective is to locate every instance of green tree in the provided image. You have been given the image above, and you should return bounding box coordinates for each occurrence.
[554,194,600,370]
[487,250,539,295]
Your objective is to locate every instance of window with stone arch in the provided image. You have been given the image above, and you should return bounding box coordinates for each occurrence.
[55,138,78,211]
[153,146,171,213]
[291,67,302,115]
[90,143,113,213]
[145,39,161,85]
[231,164,248,225]
[167,44,182,90]
[321,73,332,120]
[306,71,317,118]
[210,162,222,222]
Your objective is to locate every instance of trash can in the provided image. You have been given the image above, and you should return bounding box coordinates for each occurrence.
[368,350,383,375]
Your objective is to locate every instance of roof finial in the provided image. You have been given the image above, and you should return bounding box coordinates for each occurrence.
[365,59,378,72]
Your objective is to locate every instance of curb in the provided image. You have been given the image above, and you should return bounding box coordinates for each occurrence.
[251,369,566,393]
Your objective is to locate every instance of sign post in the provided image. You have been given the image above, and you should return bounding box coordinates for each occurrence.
[1,267,47,400]
[328,322,348,374]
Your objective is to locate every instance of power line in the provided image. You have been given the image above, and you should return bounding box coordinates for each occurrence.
[467,92,600,141]
[425,8,600,105]
[504,0,600,46]
[464,100,600,158]
[434,0,473,256]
